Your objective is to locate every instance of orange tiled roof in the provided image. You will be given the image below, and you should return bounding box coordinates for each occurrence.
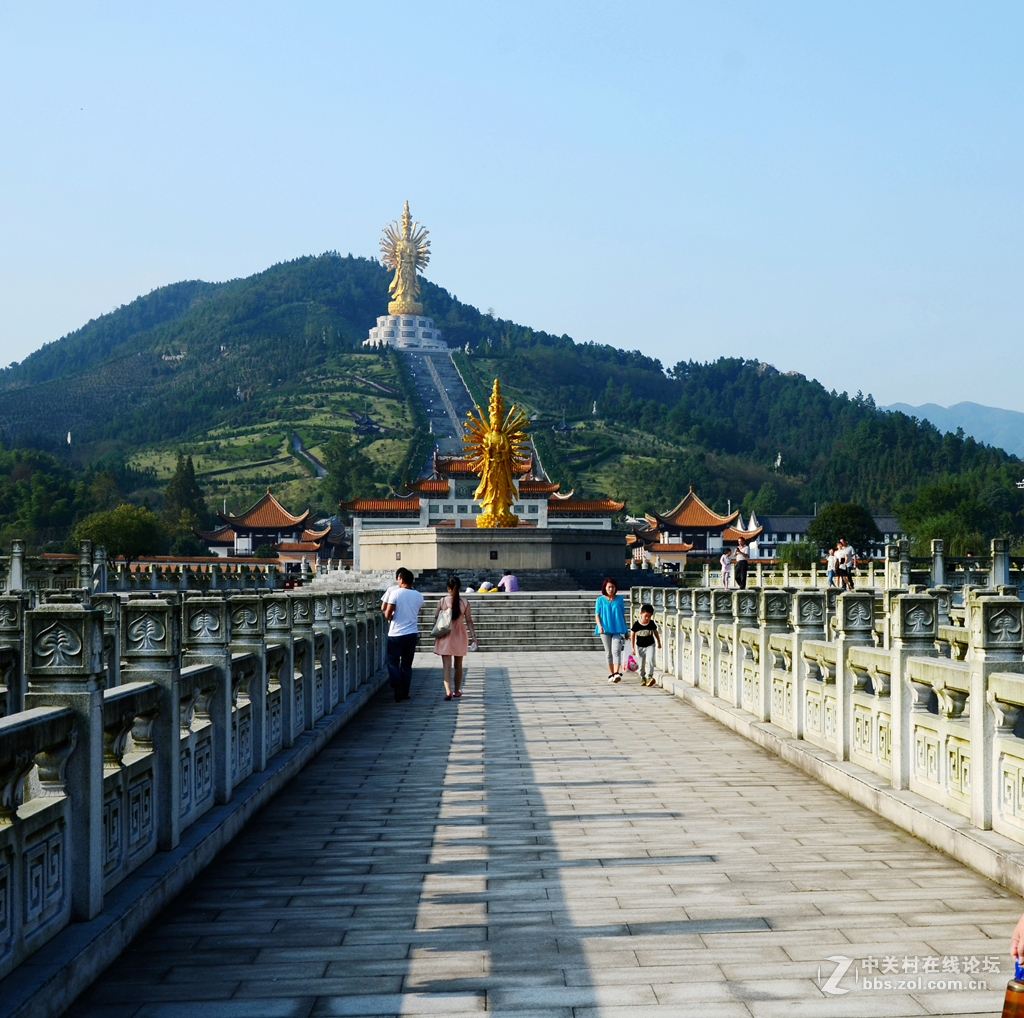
[653,488,738,529]
[194,525,236,543]
[435,454,532,476]
[649,541,694,552]
[340,497,421,512]
[220,490,309,529]
[301,524,331,541]
[519,480,560,493]
[408,478,449,493]
[275,541,323,553]
[722,523,763,541]
[548,497,625,512]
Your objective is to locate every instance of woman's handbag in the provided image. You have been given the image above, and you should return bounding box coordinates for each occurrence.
[431,601,453,639]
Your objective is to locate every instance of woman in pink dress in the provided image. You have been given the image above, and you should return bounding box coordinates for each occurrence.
[433,575,477,700]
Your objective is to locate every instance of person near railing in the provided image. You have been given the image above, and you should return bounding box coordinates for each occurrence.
[826,547,837,587]
[734,538,750,589]
[630,603,661,687]
[381,567,424,702]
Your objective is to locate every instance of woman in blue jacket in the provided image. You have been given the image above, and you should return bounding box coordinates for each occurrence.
[595,578,628,682]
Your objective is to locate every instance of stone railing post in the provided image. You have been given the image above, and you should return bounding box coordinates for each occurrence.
[263,594,296,748]
[9,539,25,591]
[969,596,1024,830]
[791,590,826,740]
[928,585,952,627]
[371,589,386,675]
[121,596,181,850]
[690,588,712,689]
[290,592,316,726]
[727,587,759,707]
[834,591,875,762]
[991,538,1010,588]
[342,593,358,696]
[312,593,336,710]
[890,593,939,791]
[931,539,945,586]
[329,593,347,700]
[0,595,26,714]
[885,543,900,589]
[24,598,105,920]
[93,545,108,594]
[228,594,267,772]
[709,590,732,697]
[898,539,911,588]
[91,592,121,689]
[666,588,686,680]
[755,590,791,722]
[181,596,233,804]
[881,588,908,651]
[77,540,93,591]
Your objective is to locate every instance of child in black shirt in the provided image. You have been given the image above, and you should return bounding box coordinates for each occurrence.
[630,603,661,686]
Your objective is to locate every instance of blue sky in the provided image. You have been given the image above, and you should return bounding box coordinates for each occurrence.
[1,2,1021,408]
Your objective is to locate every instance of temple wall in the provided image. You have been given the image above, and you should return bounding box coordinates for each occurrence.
[358,527,626,572]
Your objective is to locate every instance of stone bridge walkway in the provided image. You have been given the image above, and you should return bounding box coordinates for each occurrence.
[64,654,1022,1018]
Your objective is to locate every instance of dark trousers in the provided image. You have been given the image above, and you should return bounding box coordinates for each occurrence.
[734,561,749,589]
[387,633,418,699]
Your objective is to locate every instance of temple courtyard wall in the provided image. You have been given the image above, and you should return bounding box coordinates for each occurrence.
[357,526,626,572]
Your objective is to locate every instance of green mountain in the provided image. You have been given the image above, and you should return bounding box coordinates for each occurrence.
[1,252,1020,550]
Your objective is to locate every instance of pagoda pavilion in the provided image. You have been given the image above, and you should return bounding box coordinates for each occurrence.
[195,489,333,564]
[628,487,762,569]
[340,450,624,570]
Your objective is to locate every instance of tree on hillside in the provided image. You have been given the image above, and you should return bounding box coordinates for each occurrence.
[162,453,209,532]
[750,482,780,515]
[324,434,381,504]
[806,503,881,555]
[895,479,1021,555]
[74,504,164,566]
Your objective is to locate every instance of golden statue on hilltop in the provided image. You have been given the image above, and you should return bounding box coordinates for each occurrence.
[463,379,530,528]
[380,200,430,315]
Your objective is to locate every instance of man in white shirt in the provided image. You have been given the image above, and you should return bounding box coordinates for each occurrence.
[381,567,425,702]
[496,570,519,593]
[733,537,750,589]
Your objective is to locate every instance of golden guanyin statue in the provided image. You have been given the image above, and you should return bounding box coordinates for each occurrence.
[380,200,430,315]
[463,379,530,528]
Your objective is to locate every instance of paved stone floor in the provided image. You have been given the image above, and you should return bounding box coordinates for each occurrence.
[64,653,1024,1017]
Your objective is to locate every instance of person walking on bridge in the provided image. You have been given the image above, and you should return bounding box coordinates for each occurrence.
[734,537,750,589]
[595,578,628,683]
[382,567,424,702]
[433,574,476,700]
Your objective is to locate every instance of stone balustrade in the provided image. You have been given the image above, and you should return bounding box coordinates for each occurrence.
[668,539,1024,598]
[0,540,286,597]
[0,585,385,985]
[631,583,1024,873]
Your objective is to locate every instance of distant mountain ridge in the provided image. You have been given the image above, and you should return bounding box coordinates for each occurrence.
[882,402,1024,459]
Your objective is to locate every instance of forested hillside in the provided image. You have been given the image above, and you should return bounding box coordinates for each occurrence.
[1,251,1020,552]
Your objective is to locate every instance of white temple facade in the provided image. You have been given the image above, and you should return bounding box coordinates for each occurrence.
[363,314,446,350]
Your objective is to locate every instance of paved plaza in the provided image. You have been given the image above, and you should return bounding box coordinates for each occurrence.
[64,653,1023,1017]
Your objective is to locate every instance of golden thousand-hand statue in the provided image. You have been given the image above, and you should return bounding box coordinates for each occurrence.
[462,379,530,528]
[380,200,430,316]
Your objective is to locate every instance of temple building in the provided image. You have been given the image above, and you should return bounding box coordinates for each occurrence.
[340,450,624,569]
[195,490,334,565]
[363,313,446,351]
[627,488,762,570]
